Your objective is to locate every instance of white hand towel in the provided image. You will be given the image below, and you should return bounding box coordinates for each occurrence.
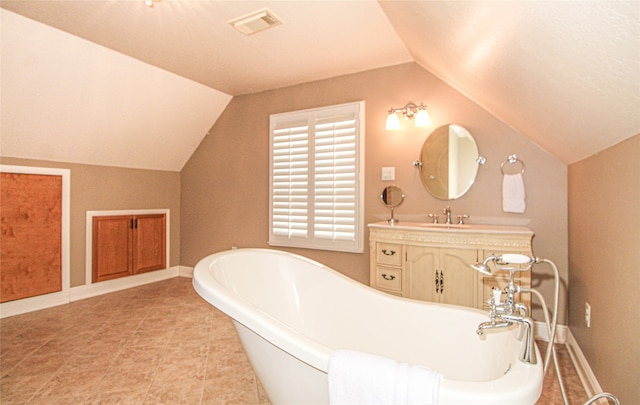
[328,349,442,405]
[502,173,526,213]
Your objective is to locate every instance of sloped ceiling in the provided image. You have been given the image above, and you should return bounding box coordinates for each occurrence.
[380,1,640,164]
[1,1,639,170]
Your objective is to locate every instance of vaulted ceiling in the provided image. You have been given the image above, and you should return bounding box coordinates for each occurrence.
[2,1,639,170]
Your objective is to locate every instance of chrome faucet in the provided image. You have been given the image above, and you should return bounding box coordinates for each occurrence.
[443,206,452,224]
[473,255,538,365]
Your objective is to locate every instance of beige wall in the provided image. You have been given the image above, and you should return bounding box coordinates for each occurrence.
[181,62,569,322]
[0,157,181,287]
[568,134,640,403]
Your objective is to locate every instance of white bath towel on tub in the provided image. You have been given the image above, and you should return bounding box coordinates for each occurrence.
[328,349,442,405]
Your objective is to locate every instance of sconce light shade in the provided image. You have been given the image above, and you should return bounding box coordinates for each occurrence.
[414,109,431,127]
[385,102,430,130]
[385,111,401,130]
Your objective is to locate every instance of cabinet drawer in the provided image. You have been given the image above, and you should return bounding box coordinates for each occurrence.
[376,243,402,266]
[375,266,402,292]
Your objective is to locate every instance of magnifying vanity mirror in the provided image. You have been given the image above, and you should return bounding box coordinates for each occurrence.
[416,124,484,200]
[380,185,404,224]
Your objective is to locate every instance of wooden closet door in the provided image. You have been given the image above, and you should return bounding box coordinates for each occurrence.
[133,214,166,274]
[92,215,133,282]
[1,173,62,302]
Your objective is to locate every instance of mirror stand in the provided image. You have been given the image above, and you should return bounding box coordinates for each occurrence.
[380,185,404,224]
[387,207,398,225]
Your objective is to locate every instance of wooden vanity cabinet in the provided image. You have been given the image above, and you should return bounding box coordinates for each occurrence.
[92,213,166,282]
[406,246,478,307]
[369,222,533,310]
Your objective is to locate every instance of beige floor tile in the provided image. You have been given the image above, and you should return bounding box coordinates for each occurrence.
[144,379,204,405]
[0,277,586,405]
[85,388,149,404]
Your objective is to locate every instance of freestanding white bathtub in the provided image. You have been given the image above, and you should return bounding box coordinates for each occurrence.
[193,248,543,405]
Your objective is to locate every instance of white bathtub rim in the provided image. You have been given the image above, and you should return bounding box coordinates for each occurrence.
[193,248,426,372]
[193,248,544,404]
[193,249,334,371]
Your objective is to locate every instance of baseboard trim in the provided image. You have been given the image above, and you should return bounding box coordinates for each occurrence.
[535,322,605,403]
[1,266,188,318]
[178,266,194,278]
[0,290,70,319]
[566,329,603,399]
[69,266,181,301]
[534,320,568,343]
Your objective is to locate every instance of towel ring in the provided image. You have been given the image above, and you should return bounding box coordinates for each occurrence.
[501,154,525,175]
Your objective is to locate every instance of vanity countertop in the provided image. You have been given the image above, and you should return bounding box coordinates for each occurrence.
[368,221,533,235]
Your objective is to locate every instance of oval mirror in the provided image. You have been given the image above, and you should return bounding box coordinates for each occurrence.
[380,185,404,224]
[419,124,480,200]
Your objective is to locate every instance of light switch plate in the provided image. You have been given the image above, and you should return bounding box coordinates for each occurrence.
[381,167,395,181]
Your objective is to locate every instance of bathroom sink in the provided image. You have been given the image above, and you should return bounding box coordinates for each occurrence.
[416,222,471,229]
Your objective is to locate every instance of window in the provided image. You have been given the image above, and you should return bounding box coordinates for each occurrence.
[269,101,364,253]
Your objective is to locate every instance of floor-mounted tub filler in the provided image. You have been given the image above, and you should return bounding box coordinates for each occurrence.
[193,248,543,405]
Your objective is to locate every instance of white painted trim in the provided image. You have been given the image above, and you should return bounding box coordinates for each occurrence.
[0,165,71,317]
[0,290,69,318]
[85,209,170,285]
[534,320,568,344]
[566,329,604,400]
[536,325,607,404]
[69,266,180,301]
[178,266,194,278]
[1,266,184,318]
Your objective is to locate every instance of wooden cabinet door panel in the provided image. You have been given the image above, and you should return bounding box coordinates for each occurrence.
[440,248,478,307]
[406,246,439,302]
[1,173,62,302]
[93,216,132,282]
[133,214,166,274]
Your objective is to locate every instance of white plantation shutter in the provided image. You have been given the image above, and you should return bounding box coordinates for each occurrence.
[272,121,309,239]
[269,101,364,253]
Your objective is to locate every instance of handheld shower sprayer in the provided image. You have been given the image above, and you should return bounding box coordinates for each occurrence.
[470,255,497,275]
[471,253,621,405]
[472,253,538,274]
[472,253,538,364]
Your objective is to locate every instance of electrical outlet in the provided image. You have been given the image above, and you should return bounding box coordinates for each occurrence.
[585,302,591,328]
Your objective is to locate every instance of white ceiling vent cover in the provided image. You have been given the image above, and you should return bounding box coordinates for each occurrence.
[229,8,284,36]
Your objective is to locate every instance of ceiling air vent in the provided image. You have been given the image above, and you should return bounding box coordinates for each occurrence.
[229,8,283,36]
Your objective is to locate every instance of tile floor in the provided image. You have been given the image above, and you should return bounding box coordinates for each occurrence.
[1,277,588,404]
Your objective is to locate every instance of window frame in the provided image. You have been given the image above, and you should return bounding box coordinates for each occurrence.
[268,101,365,253]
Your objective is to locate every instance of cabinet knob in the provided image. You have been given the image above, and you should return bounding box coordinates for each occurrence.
[381,249,396,256]
[381,273,395,281]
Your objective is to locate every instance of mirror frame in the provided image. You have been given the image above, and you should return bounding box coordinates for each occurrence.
[418,124,482,200]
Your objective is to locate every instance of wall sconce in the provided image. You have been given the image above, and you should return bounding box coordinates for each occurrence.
[385,102,431,130]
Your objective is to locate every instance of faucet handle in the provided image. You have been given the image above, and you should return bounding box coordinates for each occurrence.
[428,214,439,223]
[457,214,469,224]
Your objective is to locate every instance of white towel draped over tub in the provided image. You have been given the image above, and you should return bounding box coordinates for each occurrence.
[502,173,526,213]
[328,349,442,405]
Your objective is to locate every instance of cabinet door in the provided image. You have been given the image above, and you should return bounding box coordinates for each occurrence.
[1,173,62,302]
[406,246,439,302]
[440,248,478,307]
[93,216,133,282]
[133,214,166,274]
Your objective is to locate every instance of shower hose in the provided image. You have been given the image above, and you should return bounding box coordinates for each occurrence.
[525,258,620,405]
